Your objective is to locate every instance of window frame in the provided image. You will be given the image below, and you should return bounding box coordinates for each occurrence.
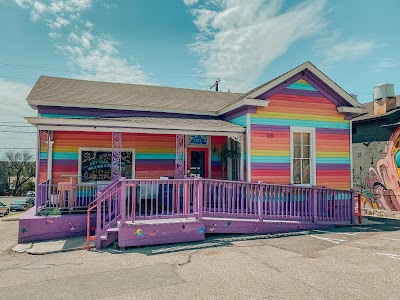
[290,127,316,186]
[78,147,136,184]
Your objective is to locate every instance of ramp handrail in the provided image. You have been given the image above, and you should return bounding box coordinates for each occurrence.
[86,178,122,250]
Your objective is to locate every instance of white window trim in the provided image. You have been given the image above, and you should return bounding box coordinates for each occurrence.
[78,147,136,183]
[290,127,316,186]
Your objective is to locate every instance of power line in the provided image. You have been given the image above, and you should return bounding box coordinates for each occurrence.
[0,148,36,150]
[0,130,36,133]
[0,124,33,128]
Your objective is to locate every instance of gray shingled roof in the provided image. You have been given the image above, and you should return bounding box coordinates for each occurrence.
[27,76,243,115]
[352,96,400,122]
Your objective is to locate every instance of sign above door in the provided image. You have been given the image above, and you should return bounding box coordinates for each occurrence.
[188,135,209,146]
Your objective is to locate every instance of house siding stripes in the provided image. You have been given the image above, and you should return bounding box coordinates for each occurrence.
[251,79,351,189]
[44,131,176,184]
[39,131,230,184]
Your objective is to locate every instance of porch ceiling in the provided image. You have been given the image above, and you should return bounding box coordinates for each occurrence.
[26,116,245,135]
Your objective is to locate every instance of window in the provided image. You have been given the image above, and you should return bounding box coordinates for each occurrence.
[78,148,135,183]
[291,128,315,185]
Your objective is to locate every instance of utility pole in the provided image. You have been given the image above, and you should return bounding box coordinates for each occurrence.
[210,78,221,92]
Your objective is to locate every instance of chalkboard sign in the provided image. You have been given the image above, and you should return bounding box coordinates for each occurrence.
[81,150,133,182]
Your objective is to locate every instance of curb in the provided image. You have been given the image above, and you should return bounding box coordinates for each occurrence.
[0,214,23,222]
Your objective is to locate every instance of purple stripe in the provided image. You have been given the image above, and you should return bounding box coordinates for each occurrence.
[211,161,222,166]
[317,164,350,170]
[136,159,175,165]
[278,88,324,97]
[344,114,352,120]
[303,71,349,107]
[316,128,349,134]
[40,160,47,166]
[251,163,290,170]
[256,73,303,100]
[38,106,220,119]
[251,124,290,132]
[224,106,257,121]
[52,159,77,166]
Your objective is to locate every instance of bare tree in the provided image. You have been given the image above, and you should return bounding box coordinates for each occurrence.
[1,151,35,196]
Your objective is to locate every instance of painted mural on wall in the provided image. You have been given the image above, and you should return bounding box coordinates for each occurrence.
[361,128,400,211]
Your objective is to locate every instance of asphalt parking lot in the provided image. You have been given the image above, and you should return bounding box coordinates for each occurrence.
[0,216,399,300]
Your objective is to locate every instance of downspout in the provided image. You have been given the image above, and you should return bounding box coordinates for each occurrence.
[46,131,54,185]
[35,130,41,210]
[240,132,244,181]
[350,119,353,189]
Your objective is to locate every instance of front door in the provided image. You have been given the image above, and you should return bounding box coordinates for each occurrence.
[187,148,209,178]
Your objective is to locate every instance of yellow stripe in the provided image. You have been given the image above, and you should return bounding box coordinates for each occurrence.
[251,150,290,156]
[317,152,350,158]
[296,79,309,85]
[254,111,347,123]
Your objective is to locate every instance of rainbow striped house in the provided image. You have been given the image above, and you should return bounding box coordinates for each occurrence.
[21,61,365,247]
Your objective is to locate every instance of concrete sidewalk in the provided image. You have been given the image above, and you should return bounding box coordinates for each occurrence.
[13,236,94,255]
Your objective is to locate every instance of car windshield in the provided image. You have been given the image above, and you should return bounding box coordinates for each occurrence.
[14,200,27,204]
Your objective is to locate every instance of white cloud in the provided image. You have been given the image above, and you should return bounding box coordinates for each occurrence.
[47,16,70,29]
[12,0,151,84]
[183,0,199,6]
[373,56,400,72]
[0,79,36,152]
[57,32,149,83]
[187,0,328,92]
[314,31,374,66]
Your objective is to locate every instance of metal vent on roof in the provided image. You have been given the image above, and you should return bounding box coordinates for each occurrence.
[373,83,395,100]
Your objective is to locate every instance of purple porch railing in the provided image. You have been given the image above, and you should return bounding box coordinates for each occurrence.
[201,180,354,223]
[87,179,121,249]
[36,182,108,215]
[124,179,200,221]
[87,178,355,249]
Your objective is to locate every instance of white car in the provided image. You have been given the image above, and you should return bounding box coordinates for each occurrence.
[27,191,35,197]
[0,202,9,216]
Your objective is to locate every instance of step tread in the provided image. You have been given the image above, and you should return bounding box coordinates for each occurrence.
[106,227,119,232]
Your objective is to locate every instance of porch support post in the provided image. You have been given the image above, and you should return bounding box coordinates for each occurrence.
[246,113,251,182]
[240,133,244,181]
[111,132,122,180]
[176,134,185,179]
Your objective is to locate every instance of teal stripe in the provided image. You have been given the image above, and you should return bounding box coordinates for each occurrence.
[211,155,220,161]
[231,115,247,127]
[287,83,317,91]
[40,152,48,159]
[316,158,351,164]
[53,152,78,160]
[136,153,175,160]
[41,114,96,119]
[251,117,350,129]
[251,156,290,163]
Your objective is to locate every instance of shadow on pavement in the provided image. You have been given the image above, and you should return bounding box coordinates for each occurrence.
[98,216,400,256]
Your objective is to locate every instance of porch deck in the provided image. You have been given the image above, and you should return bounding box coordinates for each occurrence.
[25,178,355,249]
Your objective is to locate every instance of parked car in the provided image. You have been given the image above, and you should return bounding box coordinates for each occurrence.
[26,197,35,206]
[27,191,35,197]
[10,199,33,211]
[0,202,9,216]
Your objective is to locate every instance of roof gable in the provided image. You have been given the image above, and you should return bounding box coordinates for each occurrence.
[240,61,364,111]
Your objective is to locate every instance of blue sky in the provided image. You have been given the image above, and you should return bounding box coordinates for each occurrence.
[0,0,399,152]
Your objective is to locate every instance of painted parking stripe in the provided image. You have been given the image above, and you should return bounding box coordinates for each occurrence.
[309,235,346,244]
[377,253,400,260]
